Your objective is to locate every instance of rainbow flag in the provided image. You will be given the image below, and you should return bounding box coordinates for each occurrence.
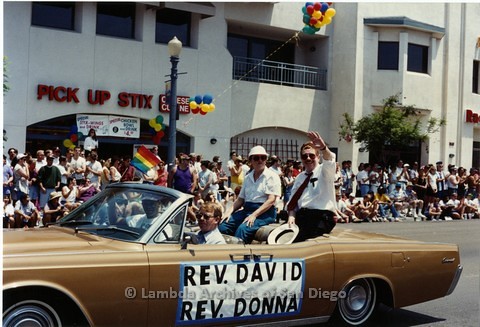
[131,145,162,174]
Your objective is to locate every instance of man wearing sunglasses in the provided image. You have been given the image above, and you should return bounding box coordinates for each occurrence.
[219,145,281,244]
[287,131,337,242]
[196,202,226,245]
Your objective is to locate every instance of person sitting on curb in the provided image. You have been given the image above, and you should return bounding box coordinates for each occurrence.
[374,186,401,222]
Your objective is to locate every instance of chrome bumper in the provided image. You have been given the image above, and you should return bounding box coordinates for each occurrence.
[446,264,463,295]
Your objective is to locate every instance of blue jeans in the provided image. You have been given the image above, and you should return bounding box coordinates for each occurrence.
[218,202,276,244]
[379,203,399,218]
[360,184,370,197]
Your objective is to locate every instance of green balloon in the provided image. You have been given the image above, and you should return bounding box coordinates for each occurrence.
[156,115,164,124]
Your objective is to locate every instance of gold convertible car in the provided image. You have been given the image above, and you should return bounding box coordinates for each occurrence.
[3,183,462,326]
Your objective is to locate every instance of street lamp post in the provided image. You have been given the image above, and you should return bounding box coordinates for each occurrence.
[166,36,182,172]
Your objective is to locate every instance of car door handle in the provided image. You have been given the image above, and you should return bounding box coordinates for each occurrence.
[229,254,252,262]
[253,253,273,262]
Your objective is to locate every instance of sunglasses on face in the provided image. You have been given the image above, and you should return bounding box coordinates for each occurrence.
[252,155,267,162]
[195,212,215,221]
[301,153,316,160]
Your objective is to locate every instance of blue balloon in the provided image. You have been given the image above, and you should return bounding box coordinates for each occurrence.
[70,125,78,133]
[195,95,203,104]
[321,3,328,13]
[305,2,314,7]
[203,94,213,105]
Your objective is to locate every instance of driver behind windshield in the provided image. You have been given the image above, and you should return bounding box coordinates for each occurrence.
[126,195,160,229]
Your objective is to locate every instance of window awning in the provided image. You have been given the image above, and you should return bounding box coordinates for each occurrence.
[145,2,216,18]
[364,16,445,39]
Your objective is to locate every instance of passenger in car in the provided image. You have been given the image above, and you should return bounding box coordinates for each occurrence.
[219,145,282,244]
[126,195,160,229]
[196,202,226,244]
[287,131,337,242]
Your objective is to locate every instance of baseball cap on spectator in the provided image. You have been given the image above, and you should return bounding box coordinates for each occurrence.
[17,154,26,160]
[436,161,443,165]
[404,163,410,168]
[395,183,402,188]
[349,193,356,198]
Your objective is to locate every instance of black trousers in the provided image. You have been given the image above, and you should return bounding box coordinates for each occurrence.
[294,208,336,242]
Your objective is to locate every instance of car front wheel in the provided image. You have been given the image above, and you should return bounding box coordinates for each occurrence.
[3,300,61,327]
[337,278,377,326]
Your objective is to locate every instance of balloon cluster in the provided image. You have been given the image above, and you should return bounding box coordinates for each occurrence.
[302,2,336,35]
[63,125,83,149]
[189,94,215,115]
[149,115,166,144]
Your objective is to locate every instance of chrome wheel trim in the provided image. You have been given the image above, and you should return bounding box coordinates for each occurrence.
[3,301,60,327]
[338,278,376,325]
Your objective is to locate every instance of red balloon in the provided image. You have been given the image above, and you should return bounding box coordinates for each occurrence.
[192,108,200,114]
[314,2,321,10]
[70,134,78,142]
[306,5,314,15]
[200,110,207,116]
[310,17,318,25]
[158,131,165,138]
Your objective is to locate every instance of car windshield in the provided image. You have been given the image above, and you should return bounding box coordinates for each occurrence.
[55,187,177,242]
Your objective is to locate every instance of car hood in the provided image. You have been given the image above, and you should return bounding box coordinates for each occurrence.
[3,227,138,256]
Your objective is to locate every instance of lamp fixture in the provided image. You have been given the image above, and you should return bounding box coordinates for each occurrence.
[210,138,217,145]
[168,36,182,57]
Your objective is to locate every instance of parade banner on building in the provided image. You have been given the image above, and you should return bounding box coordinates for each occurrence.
[76,114,140,138]
[176,259,305,325]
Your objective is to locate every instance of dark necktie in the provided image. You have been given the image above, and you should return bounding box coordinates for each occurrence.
[287,172,313,211]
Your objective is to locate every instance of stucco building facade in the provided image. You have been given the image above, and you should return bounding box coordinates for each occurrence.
[3,2,480,168]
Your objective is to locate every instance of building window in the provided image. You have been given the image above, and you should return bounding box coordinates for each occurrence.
[473,60,480,94]
[378,42,399,70]
[156,9,191,46]
[407,43,428,74]
[31,2,75,31]
[96,3,135,39]
[473,141,480,169]
[227,34,294,63]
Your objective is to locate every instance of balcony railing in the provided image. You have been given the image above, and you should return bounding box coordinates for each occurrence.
[232,56,327,90]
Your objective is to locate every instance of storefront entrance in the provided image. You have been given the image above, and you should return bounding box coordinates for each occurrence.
[26,115,191,161]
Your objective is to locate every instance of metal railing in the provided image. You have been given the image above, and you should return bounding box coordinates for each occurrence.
[232,56,327,90]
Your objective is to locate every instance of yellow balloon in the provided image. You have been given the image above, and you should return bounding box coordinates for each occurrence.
[324,16,332,25]
[209,103,216,112]
[325,8,336,18]
[201,103,209,113]
[154,124,162,132]
[69,145,76,150]
[312,10,322,19]
[149,118,156,128]
[314,21,322,29]
[189,101,197,109]
[63,139,73,148]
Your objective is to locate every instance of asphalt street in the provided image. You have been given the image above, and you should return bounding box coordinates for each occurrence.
[325,219,480,327]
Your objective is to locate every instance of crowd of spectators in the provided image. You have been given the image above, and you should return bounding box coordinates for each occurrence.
[3,144,480,229]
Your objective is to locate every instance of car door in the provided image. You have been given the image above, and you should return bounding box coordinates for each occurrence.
[145,205,253,326]
[248,241,335,323]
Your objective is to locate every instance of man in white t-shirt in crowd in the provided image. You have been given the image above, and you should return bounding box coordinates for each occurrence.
[70,146,86,186]
[85,152,102,188]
